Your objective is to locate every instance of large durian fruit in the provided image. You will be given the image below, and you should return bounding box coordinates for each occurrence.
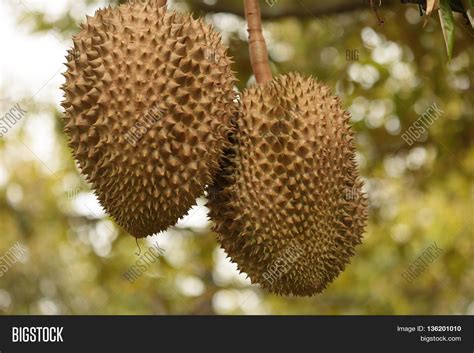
[61,0,237,238]
[209,73,368,296]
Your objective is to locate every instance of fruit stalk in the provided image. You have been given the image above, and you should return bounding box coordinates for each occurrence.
[244,0,272,84]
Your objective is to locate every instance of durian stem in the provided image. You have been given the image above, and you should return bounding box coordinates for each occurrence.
[244,0,272,84]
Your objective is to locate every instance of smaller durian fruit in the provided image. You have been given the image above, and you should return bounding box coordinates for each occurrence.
[209,73,368,296]
[61,0,237,237]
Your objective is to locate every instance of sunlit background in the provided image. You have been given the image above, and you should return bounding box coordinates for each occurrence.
[0,0,473,314]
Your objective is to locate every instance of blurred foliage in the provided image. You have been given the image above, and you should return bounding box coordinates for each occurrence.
[0,0,473,315]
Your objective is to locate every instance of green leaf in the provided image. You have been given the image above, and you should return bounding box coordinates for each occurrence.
[438,0,455,61]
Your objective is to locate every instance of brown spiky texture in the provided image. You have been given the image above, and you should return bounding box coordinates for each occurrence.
[61,1,237,238]
[208,73,368,296]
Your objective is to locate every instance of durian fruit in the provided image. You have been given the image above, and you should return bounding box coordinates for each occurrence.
[61,0,237,238]
[209,73,367,296]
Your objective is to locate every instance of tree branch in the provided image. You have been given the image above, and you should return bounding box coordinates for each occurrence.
[244,0,272,84]
[189,0,398,20]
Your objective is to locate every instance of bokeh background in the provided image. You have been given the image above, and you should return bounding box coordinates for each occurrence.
[0,0,473,314]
